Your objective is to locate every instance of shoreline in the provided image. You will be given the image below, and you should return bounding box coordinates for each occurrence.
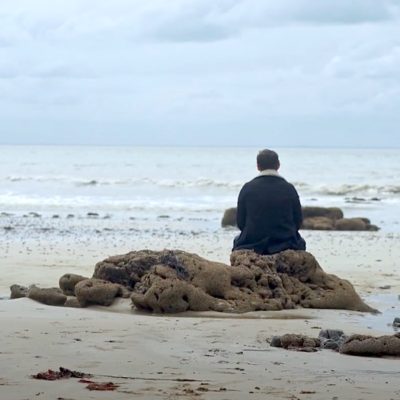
[1,230,399,399]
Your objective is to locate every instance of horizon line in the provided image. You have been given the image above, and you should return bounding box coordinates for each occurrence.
[0,143,399,150]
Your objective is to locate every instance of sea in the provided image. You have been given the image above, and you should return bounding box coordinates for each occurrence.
[1,145,400,234]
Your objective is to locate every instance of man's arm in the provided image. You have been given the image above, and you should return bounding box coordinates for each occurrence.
[292,188,303,230]
[236,185,247,231]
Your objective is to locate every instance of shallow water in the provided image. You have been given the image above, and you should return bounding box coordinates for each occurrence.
[1,145,400,232]
[359,294,400,333]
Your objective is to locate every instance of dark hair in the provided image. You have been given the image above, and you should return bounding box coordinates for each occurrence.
[257,149,280,170]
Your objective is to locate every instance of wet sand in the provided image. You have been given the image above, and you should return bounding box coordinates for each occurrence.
[1,230,400,399]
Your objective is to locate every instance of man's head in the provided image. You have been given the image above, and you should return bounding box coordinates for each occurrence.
[257,149,280,171]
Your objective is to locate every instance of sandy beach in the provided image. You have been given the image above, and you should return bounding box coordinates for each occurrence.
[1,230,399,400]
[1,0,400,396]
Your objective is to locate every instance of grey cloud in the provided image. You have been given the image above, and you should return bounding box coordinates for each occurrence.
[3,1,399,45]
[150,21,232,43]
[141,0,400,43]
[0,1,399,147]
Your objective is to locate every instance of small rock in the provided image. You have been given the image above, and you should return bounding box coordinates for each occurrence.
[75,279,121,307]
[29,212,41,218]
[28,286,67,306]
[319,329,346,350]
[270,336,282,348]
[59,273,88,296]
[393,318,400,328]
[87,212,99,218]
[10,284,29,299]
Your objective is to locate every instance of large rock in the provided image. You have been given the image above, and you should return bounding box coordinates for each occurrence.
[74,278,121,307]
[270,331,400,357]
[59,273,88,296]
[339,333,400,357]
[301,217,334,230]
[27,286,67,306]
[302,207,344,220]
[334,218,378,231]
[92,249,374,314]
[221,208,238,227]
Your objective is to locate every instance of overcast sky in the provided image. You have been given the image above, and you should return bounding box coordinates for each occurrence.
[0,0,399,147]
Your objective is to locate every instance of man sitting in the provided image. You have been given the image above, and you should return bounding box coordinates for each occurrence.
[233,149,306,255]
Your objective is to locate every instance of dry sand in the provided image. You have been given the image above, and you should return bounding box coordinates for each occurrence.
[1,230,400,399]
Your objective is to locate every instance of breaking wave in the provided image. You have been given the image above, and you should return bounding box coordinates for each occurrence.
[309,184,400,196]
[2,176,243,189]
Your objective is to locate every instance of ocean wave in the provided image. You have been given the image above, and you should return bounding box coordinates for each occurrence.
[0,193,231,212]
[308,184,400,196]
[2,175,243,189]
[2,175,400,195]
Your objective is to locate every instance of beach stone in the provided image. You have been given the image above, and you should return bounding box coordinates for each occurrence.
[27,286,67,306]
[10,284,29,299]
[278,334,320,351]
[75,279,121,307]
[59,273,88,296]
[28,212,41,218]
[319,329,346,350]
[221,208,238,227]
[339,333,400,357]
[93,249,374,314]
[64,296,82,308]
[87,212,99,218]
[270,336,282,347]
[301,217,334,230]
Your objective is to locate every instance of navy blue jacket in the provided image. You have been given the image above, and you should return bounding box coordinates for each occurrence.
[233,174,306,254]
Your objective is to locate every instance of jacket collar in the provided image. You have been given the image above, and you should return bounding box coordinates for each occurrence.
[258,169,285,179]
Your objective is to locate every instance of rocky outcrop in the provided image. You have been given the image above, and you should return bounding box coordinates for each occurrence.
[92,249,374,314]
[270,331,400,357]
[339,333,400,357]
[9,249,374,314]
[221,206,379,231]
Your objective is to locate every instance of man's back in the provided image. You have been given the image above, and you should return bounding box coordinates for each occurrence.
[233,174,305,255]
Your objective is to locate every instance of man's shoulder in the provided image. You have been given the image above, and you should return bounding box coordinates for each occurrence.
[251,176,298,192]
